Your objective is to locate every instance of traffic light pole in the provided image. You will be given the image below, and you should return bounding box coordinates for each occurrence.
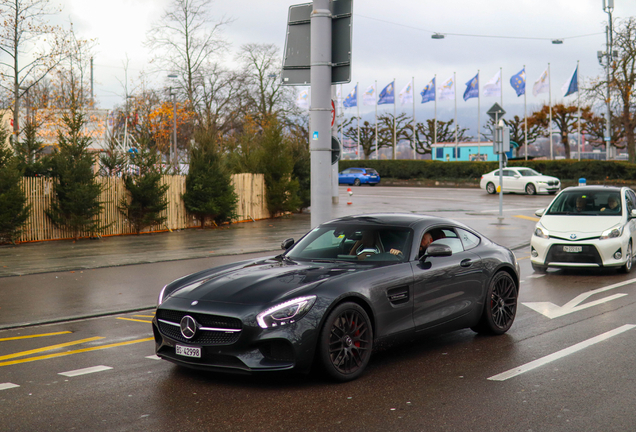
[310,0,333,227]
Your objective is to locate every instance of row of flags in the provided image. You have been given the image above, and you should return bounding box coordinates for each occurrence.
[297,66,579,109]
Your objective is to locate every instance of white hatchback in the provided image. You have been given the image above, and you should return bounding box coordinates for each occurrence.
[480,167,560,195]
[530,186,636,273]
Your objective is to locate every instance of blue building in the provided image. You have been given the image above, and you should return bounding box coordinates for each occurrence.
[431,142,513,162]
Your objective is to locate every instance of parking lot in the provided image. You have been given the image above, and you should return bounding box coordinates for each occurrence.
[1,186,635,431]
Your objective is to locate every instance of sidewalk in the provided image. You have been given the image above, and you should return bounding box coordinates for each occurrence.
[0,186,539,278]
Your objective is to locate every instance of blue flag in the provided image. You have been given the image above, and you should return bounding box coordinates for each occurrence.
[378,81,395,105]
[463,73,479,101]
[421,78,435,103]
[343,85,357,108]
[563,65,579,97]
[510,68,526,97]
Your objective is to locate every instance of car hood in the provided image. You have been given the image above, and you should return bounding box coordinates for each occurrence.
[530,175,559,182]
[540,215,623,234]
[167,258,364,305]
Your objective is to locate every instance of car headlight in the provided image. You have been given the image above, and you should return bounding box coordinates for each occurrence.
[534,224,549,239]
[600,225,624,240]
[537,181,547,184]
[257,296,317,329]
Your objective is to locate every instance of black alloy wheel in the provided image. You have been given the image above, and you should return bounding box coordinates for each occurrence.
[472,271,518,335]
[486,182,496,194]
[526,183,537,195]
[319,302,373,381]
[353,178,361,186]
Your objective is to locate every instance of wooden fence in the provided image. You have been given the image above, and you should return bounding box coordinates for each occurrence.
[17,173,270,243]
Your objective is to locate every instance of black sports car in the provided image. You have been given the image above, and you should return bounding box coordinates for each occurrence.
[152,214,520,381]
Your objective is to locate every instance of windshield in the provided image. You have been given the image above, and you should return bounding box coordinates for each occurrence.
[518,169,540,177]
[286,225,412,263]
[546,190,622,216]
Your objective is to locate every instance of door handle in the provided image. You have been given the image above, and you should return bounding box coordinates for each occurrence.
[460,259,472,267]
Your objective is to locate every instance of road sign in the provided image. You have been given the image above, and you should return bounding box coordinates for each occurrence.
[331,136,341,164]
[281,0,353,85]
[487,103,506,121]
[331,99,335,127]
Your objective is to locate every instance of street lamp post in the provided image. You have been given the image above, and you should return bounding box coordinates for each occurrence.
[168,74,178,170]
[603,0,614,161]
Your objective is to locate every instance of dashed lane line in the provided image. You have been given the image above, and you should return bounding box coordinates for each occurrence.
[0,337,153,367]
[0,331,72,342]
[513,215,540,222]
[0,337,104,362]
[0,383,20,391]
[59,365,113,377]
[488,324,636,381]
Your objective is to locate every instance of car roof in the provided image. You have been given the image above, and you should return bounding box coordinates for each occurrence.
[323,213,458,228]
[560,185,627,193]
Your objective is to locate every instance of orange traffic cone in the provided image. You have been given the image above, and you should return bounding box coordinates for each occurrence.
[347,187,353,205]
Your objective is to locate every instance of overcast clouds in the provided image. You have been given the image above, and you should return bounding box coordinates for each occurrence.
[62,0,636,125]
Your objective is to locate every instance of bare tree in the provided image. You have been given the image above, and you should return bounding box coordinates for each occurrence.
[413,119,471,155]
[238,43,297,126]
[198,64,246,134]
[146,0,230,111]
[342,117,379,160]
[482,115,542,157]
[377,112,412,157]
[0,0,65,137]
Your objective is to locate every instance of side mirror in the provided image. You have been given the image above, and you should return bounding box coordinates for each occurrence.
[281,238,294,250]
[514,174,521,178]
[422,243,452,258]
[631,209,636,219]
[535,208,545,217]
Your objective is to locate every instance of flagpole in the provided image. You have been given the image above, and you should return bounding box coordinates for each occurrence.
[549,63,553,160]
[577,61,581,161]
[356,83,360,160]
[412,76,415,160]
[454,71,458,161]
[500,67,503,108]
[477,69,481,159]
[524,65,528,161]
[434,74,437,148]
[375,80,378,160]
[393,78,396,160]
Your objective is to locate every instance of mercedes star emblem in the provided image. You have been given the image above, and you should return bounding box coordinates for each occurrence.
[180,315,198,339]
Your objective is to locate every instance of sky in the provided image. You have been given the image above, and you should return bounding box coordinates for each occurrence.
[59,0,636,133]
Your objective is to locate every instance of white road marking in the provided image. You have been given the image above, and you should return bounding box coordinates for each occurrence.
[527,274,545,279]
[58,365,113,377]
[146,355,161,360]
[523,277,636,319]
[0,383,20,390]
[488,324,636,381]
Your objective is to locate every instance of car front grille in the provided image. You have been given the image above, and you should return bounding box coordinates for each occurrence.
[545,244,602,265]
[547,180,558,186]
[156,309,242,345]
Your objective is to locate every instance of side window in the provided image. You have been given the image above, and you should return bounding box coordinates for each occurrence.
[628,190,636,214]
[503,169,514,177]
[492,170,499,176]
[457,228,480,250]
[341,169,351,174]
[430,228,464,254]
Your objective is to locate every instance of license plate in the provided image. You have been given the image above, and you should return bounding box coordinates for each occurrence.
[175,345,201,358]
[563,246,582,253]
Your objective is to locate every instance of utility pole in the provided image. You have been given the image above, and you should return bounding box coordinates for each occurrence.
[603,0,614,161]
[309,0,332,227]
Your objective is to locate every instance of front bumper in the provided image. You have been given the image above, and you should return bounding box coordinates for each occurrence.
[531,235,627,268]
[536,183,560,194]
[152,299,321,374]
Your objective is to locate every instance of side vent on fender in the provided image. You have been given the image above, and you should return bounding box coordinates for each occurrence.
[387,286,410,305]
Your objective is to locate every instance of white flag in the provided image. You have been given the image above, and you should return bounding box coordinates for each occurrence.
[296,89,309,110]
[363,83,376,106]
[533,68,550,97]
[438,76,455,101]
[483,70,501,97]
[399,81,413,105]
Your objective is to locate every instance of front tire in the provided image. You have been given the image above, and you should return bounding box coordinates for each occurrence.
[621,242,633,273]
[486,182,496,194]
[318,302,373,382]
[472,271,518,335]
[525,183,536,195]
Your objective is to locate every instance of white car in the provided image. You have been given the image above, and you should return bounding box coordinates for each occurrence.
[480,167,560,195]
[530,186,636,273]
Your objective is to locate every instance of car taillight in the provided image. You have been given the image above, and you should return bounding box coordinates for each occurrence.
[363,173,369,176]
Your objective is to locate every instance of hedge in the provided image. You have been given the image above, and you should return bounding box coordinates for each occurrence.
[338,159,636,182]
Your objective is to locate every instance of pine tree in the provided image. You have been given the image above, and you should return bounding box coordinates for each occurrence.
[11,121,51,177]
[0,129,30,244]
[183,130,238,228]
[258,119,301,216]
[119,145,169,234]
[46,107,105,240]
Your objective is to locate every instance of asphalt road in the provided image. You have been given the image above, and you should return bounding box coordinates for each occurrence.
[2,187,636,431]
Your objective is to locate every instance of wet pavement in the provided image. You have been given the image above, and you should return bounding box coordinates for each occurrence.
[0,186,548,278]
